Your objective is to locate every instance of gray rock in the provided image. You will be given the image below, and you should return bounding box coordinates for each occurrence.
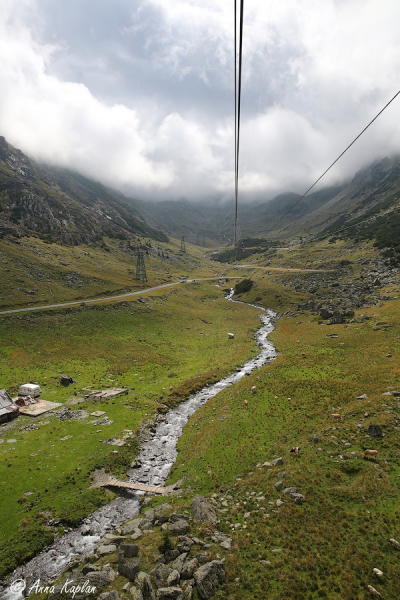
[311,434,320,443]
[150,563,173,589]
[220,538,232,550]
[81,565,101,575]
[276,499,284,507]
[121,518,143,535]
[178,536,194,553]
[277,471,287,479]
[97,544,117,556]
[169,513,187,523]
[140,519,154,530]
[156,588,183,600]
[170,553,188,575]
[192,496,218,525]
[292,494,304,505]
[181,559,198,580]
[167,570,180,587]
[196,553,209,565]
[368,424,383,437]
[194,560,226,600]
[81,524,91,536]
[130,589,144,600]
[357,394,368,399]
[319,308,332,320]
[118,557,140,581]
[137,571,156,600]
[164,549,180,562]
[168,520,190,536]
[182,583,193,600]
[131,531,143,541]
[274,480,284,492]
[332,311,343,324]
[98,592,120,600]
[272,457,284,467]
[283,487,297,496]
[119,543,139,558]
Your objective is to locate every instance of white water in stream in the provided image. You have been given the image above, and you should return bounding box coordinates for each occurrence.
[0,294,278,598]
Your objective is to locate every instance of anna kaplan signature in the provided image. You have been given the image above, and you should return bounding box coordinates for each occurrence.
[10,577,97,598]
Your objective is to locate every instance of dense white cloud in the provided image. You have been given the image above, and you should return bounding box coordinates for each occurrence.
[1,0,400,202]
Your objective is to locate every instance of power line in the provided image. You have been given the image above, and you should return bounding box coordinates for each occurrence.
[233,0,244,248]
[265,88,400,234]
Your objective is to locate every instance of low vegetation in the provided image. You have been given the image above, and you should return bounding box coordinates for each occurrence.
[2,235,400,599]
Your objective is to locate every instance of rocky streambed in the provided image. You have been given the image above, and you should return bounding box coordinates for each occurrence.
[0,295,278,598]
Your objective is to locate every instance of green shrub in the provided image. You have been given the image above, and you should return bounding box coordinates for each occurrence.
[234,279,254,295]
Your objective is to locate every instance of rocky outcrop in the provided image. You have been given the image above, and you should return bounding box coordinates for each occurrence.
[192,496,217,525]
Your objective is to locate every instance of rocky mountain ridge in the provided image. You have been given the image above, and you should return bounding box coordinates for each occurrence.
[0,137,167,246]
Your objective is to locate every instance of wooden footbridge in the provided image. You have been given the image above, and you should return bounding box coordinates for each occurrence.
[91,469,179,496]
[101,476,166,495]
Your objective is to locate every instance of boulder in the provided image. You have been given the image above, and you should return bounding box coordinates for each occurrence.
[130,589,144,600]
[167,570,180,587]
[137,571,156,600]
[170,553,188,575]
[97,545,117,556]
[194,560,226,600]
[119,543,139,558]
[274,481,283,492]
[192,495,218,525]
[118,558,140,581]
[150,563,173,589]
[178,536,194,553]
[164,549,180,563]
[283,487,297,496]
[121,518,143,535]
[98,592,120,600]
[319,308,332,320]
[368,424,383,437]
[272,457,284,467]
[156,588,183,600]
[332,311,343,324]
[181,559,198,580]
[168,520,190,536]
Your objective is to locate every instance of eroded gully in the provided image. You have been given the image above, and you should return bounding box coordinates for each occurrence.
[1,293,278,597]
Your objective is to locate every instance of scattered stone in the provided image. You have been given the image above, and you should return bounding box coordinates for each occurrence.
[150,563,173,589]
[194,560,226,600]
[156,587,183,600]
[181,558,198,580]
[121,518,143,535]
[272,457,284,467]
[167,570,180,587]
[192,495,218,525]
[118,556,140,581]
[390,538,400,549]
[120,542,139,558]
[311,434,320,443]
[357,394,368,399]
[60,375,74,386]
[81,525,90,536]
[276,499,284,507]
[136,571,156,600]
[368,424,383,437]
[92,417,113,426]
[168,520,190,536]
[97,545,117,556]
[274,481,284,492]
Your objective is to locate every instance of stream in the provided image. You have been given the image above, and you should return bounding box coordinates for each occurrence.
[0,294,278,598]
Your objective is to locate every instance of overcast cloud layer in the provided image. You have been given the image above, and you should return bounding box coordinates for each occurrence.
[1,0,400,203]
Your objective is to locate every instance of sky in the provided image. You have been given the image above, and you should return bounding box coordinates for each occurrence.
[1,0,400,204]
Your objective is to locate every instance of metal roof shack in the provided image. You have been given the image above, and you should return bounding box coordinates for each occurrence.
[0,389,20,424]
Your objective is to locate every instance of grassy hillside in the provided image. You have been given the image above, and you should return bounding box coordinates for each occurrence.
[2,234,400,599]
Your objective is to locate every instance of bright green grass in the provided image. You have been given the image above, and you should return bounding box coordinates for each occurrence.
[161,275,400,599]
[0,278,263,577]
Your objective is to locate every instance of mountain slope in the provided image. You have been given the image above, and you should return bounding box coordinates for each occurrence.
[0,136,168,245]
